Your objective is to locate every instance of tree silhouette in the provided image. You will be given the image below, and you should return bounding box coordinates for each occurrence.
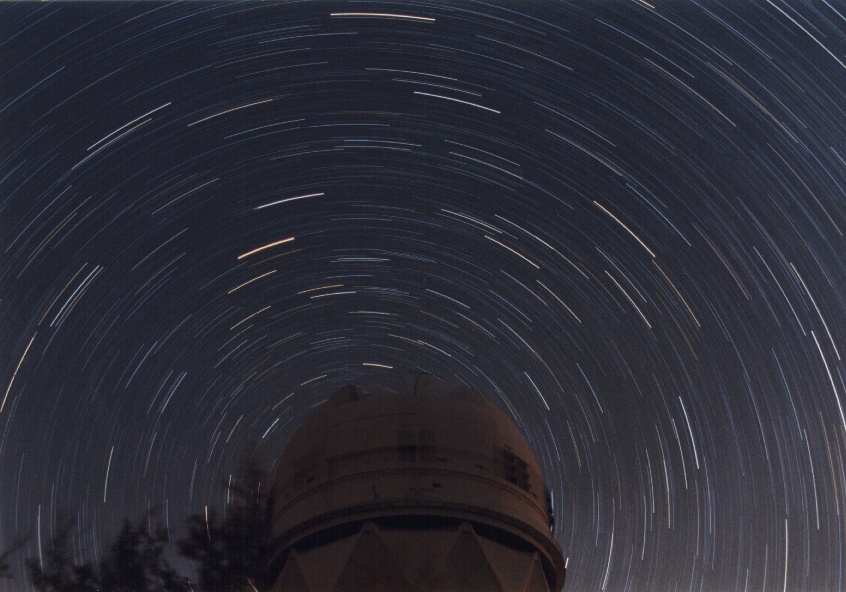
[26,516,97,592]
[100,517,190,592]
[178,448,273,591]
[0,532,29,582]
[24,451,272,591]
[27,512,189,592]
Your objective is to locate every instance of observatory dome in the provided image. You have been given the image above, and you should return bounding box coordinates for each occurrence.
[268,381,566,591]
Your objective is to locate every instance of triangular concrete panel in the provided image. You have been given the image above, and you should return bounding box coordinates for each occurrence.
[378,528,455,584]
[297,532,359,591]
[274,550,311,592]
[430,523,504,591]
[476,534,536,591]
[523,553,552,592]
[333,522,414,592]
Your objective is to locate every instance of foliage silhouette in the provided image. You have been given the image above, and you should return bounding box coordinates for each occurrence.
[0,532,28,581]
[26,515,95,592]
[26,512,189,592]
[178,448,273,592]
[25,451,272,591]
[100,517,190,592]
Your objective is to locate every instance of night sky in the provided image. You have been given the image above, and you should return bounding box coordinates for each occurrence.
[2,1,846,590]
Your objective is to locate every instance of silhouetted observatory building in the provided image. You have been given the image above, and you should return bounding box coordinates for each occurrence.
[266,381,566,591]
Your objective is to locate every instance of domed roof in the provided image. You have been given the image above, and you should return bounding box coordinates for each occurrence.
[281,381,539,475]
[270,380,565,588]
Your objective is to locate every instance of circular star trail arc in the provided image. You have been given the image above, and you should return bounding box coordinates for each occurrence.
[2,2,846,591]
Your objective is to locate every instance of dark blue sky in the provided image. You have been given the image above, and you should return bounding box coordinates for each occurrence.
[3,2,846,590]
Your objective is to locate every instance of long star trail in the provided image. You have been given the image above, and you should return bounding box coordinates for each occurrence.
[2,2,846,590]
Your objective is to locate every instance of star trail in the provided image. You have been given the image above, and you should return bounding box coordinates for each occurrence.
[2,2,846,590]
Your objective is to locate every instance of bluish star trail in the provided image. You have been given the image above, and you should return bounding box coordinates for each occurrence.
[2,2,846,590]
